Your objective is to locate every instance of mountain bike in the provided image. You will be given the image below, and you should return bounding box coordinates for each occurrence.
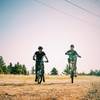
[36,61,48,84]
[69,60,76,83]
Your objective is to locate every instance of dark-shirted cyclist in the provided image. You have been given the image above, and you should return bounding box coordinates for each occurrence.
[65,44,81,76]
[33,46,48,82]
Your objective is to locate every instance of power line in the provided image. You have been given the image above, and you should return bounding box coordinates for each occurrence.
[33,0,99,28]
[65,0,100,18]
[33,0,92,24]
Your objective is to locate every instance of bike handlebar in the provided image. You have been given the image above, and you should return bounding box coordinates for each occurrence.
[33,59,49,63]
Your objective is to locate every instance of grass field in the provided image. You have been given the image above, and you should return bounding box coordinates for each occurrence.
[0,75,100,100]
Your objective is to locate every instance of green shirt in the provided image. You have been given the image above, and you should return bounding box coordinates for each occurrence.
[66,50,78,61]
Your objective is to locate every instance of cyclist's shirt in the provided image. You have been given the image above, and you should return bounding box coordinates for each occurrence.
[35,51,45,62]
[66,50,78,61]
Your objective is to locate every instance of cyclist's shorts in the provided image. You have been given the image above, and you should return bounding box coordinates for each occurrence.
[68,58,77,63]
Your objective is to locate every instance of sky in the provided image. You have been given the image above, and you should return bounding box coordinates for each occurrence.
[0,0,100,74]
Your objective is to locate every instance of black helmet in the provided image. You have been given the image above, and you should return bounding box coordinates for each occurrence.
[38,46,43,50]
[70,44,74,48]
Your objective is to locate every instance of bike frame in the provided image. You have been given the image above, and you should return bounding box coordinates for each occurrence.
[69,60,76,83]
[69,61,76,72]
[35,60,47,84]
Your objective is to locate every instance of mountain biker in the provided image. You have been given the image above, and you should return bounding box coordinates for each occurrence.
[33,46,48,82]
[65,44,81,76]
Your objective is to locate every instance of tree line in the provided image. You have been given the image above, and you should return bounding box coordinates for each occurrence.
[63,66,100,76]
[0,56,58,75]
[0,56,28,75]
[0,56,100,76]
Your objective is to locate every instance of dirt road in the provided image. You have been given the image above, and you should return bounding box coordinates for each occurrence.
[0,75,100,100]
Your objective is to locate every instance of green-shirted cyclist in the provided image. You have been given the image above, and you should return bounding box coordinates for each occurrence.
[65,44,81,76]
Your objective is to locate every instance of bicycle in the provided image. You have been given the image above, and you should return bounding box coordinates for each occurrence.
[36,61,48,84]
[69,60,76,83]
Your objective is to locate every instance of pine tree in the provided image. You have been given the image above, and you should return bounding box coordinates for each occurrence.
[22,65,27,75]
[14,62,22,74]
[0,66,3,74]
[50,67,58,75]
[63,65,70,75]
[31,66,35,74]
[7,62,13,74]
[0,56,7,74]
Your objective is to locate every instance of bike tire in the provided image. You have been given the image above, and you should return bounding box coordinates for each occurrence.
[37,75,42,84]
[71,71,74,83]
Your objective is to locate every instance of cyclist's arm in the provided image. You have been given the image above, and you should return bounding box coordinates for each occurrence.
[76,52,81,58]
[65,51,69,55]
[33,54,36,61]
[44,55,49,62]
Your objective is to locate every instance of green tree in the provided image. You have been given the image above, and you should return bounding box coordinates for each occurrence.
[0,56,28,75]
[14,62,23,74]
[50,67,58,75]
[7,62,13,74]
[89,69,100,76]
[0,56,7,74]
[78,72,87,75]
[63,65,70,75]
[14,62,28,75]
[95,70,100,76]
[2,66,8,74]
[31,66,35,74]
[89,70,95,75]
[22,65,27,75]
[0,67,3,74]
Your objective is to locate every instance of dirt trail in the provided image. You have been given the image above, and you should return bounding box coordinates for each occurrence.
[0,75,100,100]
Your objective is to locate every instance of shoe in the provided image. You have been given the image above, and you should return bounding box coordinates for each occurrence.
[43,79,45,82]
[74,74,77,77]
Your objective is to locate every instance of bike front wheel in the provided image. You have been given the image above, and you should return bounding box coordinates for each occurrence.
[37,75,42,84]
[70,71,74,83]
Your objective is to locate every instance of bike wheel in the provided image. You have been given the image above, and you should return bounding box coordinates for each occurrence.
[37,75,42,84]
[71,71,74,83]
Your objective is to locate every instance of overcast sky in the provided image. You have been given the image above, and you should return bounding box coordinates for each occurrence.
[0,0,100,73]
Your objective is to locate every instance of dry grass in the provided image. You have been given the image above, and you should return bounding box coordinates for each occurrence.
[0,75,100,100]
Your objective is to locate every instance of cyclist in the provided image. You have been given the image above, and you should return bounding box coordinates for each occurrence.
[33,46,48,82]
[65,44,81,76]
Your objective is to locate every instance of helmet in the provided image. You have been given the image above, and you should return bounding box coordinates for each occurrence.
[70,44,74,48]
[38,46,43,50]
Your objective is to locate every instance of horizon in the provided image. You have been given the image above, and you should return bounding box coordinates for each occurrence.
[0,0,100,74]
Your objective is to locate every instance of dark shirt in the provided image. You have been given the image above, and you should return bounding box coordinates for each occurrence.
[35,51,45,61]
[65,50,78,60]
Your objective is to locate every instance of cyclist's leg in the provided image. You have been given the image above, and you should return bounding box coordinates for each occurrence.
[68,58,71,68]
[42,64,45,82]
[74,60,77,76]
[35,62,39,81]
[68,59,72,77]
